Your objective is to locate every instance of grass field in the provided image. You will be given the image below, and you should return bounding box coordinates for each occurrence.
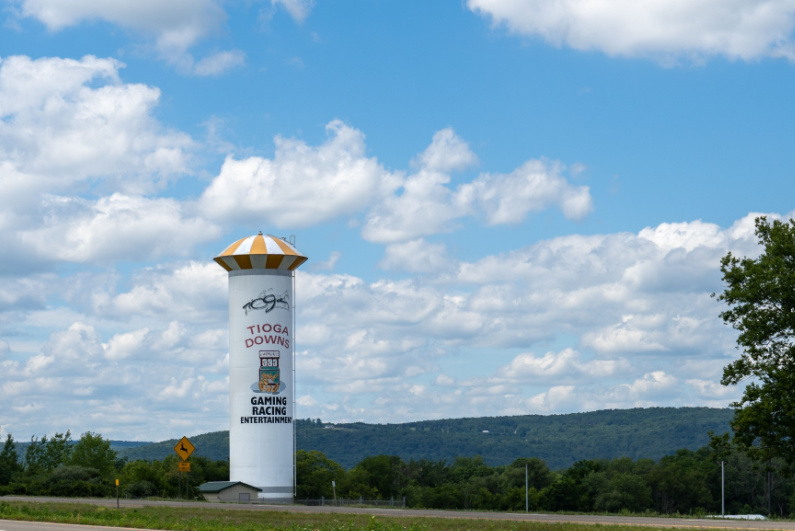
[0,500,712,531]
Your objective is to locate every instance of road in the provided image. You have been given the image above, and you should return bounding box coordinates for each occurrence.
[3,496,795,530]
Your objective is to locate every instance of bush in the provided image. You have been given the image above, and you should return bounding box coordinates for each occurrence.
[125,480,158,499]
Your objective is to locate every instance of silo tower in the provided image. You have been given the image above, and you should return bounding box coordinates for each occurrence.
[214,232,307,502]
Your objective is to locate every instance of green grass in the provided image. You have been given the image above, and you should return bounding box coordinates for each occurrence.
[0,500,720,531]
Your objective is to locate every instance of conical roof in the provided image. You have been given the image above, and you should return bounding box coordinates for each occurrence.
[214,232,308,272]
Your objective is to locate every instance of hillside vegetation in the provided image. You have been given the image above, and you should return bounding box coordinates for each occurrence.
[117,407,732,469]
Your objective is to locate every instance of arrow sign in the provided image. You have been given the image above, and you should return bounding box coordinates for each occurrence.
[174,436,195,461]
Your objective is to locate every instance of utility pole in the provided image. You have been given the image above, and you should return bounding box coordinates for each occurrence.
[721,460,725,517]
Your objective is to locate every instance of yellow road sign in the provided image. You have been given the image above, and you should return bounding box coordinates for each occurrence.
[178,462,191,472]
[174,436,195,461]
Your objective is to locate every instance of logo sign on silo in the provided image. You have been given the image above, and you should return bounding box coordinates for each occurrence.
[214,232,307,503]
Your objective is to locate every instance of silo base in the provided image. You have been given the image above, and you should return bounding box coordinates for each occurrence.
[257,486,294,504]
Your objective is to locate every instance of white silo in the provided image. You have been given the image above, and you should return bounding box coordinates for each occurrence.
[214,232,308,502]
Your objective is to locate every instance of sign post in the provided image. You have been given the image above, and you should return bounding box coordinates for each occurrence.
[116,478,119,509]
[174,436,195,500]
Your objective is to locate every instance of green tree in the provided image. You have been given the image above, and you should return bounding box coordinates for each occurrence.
[44,431,73,471]
[69,432,117,477]
[508,457,554,491]
[716,216,795,469]
[295,450,345,498]
[345,454,404,499]
[647,449,713,514]
[594,473,652,513]
[0,434,23,485]
[24,435,47,475]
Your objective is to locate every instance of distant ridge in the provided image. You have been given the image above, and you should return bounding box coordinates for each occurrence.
[117,407,733,470]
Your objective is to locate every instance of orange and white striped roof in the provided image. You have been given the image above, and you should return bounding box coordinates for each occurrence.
[214,232,308,272]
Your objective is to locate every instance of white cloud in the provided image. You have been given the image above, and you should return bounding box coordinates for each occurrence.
[0,55,194,201]
[622,371,678,401]
[15,0,250,73]
[362,168,464,243]
[158,376,196,400]
[458,159,593,224]
[16,194,219,264]
[687,378,740,400]
[0,276,48,310]
[201,123,591,242]
[468,0,795,62]
[103,328,150,361]
[436,374,455,386]
[193,50,246,76]
[18,0,224,37]
[308,251,341,272]
[272,0,314,22]
[200,120,399,228]
[526,385,578,412]
[378,239,451,273]
[494,348,629,382]
[296,395,318,409]
[104,261,227,322]
[292,213,768,421]
[414,128,478,172]
[364,132,592,243]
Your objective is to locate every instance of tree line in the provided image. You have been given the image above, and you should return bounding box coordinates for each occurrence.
[2,429,793,515]
[0,431,228,499]
[296,441,794,515]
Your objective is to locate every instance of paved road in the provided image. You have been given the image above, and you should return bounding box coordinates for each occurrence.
[3,496,795,530]
[0,520,136,531]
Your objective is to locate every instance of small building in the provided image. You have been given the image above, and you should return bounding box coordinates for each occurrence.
[198,481,262,503]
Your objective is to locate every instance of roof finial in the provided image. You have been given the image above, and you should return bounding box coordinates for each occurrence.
[257,231,263,236]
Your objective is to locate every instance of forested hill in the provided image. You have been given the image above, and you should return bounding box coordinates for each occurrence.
[117,407,733,470]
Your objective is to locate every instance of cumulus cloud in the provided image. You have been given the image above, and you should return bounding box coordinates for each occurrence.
[15,0,249,74]
[272,0,314,22]
[199,120,399,228]
[458,159,593,224]
[1,309,230,438]
[193,50,246,76]
[0,55,194,202]
[103,261,228,323]
[291,213,770,422]
[413,128,478,172]
[468,0,795,62]
[364,130,591,243]
[200,123,591,243]
[362,168,466,243]
[379,239,451,273]
[17,194,220,264]
[494,348,629,383]
[103,328,150,361]
[0,56,225,272]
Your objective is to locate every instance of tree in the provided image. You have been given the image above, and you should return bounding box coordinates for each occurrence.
[716,216,795,469]
[25,431,73,474]
[0,433,22,485]
[69,432,117,477]
[295,450,345,498]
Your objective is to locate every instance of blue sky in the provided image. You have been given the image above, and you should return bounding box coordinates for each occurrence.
[1,0,794,442]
